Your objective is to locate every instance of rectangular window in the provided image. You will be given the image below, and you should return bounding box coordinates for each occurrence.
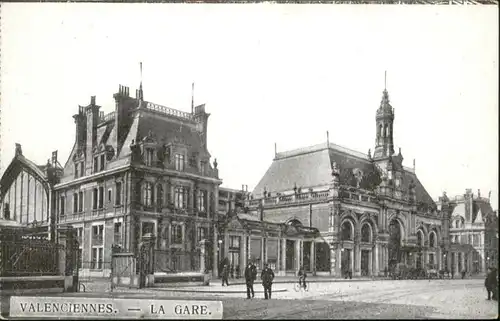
[197,227,207,242]
[60,195,65,215]
[108,189,112,203]
[171,224,183,244]
[92,225,104,246]
[76,227,84,246]
[175,187,188,209]
[91,247,103,270]
[145,149,154,166]
[143,183,153,207]
[114,222,122,245]
[73,193,78,213]
[100,154,105,171]
[93,157,99,173]
[175,154,185,171]
[197,190,206,212]
[230,236,240,249]
[78,191,83,212]
[115,182,122,206]
[98,187,104,208]
[93,188,98,210]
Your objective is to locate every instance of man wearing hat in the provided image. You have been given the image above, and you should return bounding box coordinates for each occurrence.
[261,263,275,300]
[485,267,498,301]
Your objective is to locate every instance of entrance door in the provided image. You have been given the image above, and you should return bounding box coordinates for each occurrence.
[341,249,352,276]
[361,250,370,276]
[286,240,295,270]
[229,251,240,278]
[303,241,311,271]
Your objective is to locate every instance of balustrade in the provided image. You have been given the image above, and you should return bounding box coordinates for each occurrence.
[146,102,194,121]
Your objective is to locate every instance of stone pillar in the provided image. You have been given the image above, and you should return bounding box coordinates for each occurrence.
[436,247,441,270]
[350,248,354,275]
[212,225,219,277]
[277,237,281,273]
[481,249,486,273]
[310,241,315,275]
[355,244,361,276]
[295,240,300,272]
[424,250,429,266]
[374,244,379,276]
[461,252,465,272]
[446,252,451,272]
[200,239,206,273]
[281,239,287,273]
[242,236,247,269]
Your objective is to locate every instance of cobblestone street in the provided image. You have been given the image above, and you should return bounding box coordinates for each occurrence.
[70,278,497,319]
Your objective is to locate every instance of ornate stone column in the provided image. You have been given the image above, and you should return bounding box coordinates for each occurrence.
[281,238,287,274]
[295,240,300,272]
[310,241,315,275]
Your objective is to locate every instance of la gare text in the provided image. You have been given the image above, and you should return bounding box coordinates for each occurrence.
[151,304,212,315]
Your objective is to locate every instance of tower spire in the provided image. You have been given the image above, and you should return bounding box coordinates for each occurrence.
[191,82,195,114]
[384,70,387,91]
[138,62,144,100]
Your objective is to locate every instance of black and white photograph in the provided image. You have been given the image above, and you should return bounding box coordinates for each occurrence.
[0,1,498,319]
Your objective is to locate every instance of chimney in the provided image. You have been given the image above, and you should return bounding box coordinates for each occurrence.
[85,95,100,175]
[15,143,23,157]
[112,84,134,156]
[73,106,86,151]
[194,104,209,149]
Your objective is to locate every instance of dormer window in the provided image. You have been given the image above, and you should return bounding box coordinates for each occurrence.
[200,161,207,176]
[145,149,154,166]
[175,154,185,171]
[100,154,105,171]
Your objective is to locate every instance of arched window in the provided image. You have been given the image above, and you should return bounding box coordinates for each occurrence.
[384,124,388,137]
[341,221,353,241]
[417,230,424,247]
[429,232,436,248]
[361,224,371,243]
[378,124,382,137]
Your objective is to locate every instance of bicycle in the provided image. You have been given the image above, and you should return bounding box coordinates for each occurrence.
[294,279,309,292]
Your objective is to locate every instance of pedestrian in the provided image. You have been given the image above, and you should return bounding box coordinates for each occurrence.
[261,263,275,300]
[485,267,498,301]
[244,262,257,299]
[298,266,307,290]
[461,267,466,279]
[221,264,229,286]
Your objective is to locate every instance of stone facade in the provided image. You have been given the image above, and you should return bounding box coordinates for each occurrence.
[443,189,498,277]
[243,87,454,277]
[53,85,224,277]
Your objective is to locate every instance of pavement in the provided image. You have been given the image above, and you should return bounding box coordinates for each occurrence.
[74,278,498,319]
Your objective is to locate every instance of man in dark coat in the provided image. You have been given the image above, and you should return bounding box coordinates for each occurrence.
[485,267,498,300]
[244,262,257,299]
[261,263,275,300]
[221,264,229,286]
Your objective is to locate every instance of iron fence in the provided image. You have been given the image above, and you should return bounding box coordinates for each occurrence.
[0,239,61,277]
[154,249,201,273]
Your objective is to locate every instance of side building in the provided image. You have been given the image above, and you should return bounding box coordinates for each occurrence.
[55,85,223,277]
[0,144,62,239]
[443,189,498,275]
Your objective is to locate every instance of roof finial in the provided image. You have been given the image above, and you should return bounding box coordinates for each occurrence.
[191,82,195,114]
[327,131,330,147]
[384,70,387,91]
[274,143,277,157]
[413,158,416,171]
[138,62,144,100]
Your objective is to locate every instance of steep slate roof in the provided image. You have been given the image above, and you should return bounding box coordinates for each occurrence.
[253,143,332,197]
[473,200,494,223]
[252,141,435,206]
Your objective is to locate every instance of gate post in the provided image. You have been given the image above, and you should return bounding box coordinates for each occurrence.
[58,227,78,292]
[138,233,156,288]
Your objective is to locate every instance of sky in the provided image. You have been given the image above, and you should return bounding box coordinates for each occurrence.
[1,4,498,209]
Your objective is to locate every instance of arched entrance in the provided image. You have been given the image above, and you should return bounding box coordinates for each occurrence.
[340,220,354,277]
[388,219,402,273]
